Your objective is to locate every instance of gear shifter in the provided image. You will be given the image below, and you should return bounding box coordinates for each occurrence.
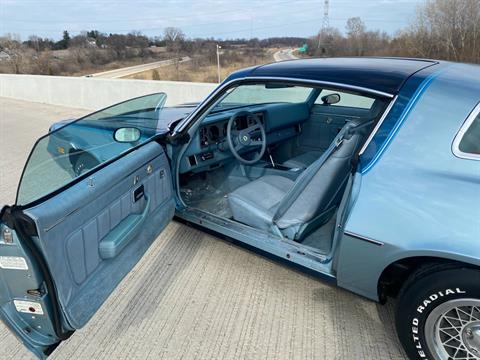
[266,147,275,168]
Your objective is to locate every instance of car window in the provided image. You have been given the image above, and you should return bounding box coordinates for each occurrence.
[16,93,167,206]
[315,89,375,109]
[213,84,312,111]
[458,112,480,155]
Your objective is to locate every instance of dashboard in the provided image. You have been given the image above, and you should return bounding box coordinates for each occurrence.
[199,112,264,149]
[180,102,310,174]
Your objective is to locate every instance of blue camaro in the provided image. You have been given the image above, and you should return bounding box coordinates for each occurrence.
[1,57,479,360]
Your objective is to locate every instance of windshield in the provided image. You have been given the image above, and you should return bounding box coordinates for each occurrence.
[16,93,167,206]
[213,84,313,112]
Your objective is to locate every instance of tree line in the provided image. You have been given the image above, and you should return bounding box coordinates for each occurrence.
[0,0,478,76]
[308,0,480,64]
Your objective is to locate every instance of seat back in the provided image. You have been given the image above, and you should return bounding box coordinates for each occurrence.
[273,119,368,239]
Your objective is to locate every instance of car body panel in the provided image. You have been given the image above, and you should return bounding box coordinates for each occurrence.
[338,62,480,300]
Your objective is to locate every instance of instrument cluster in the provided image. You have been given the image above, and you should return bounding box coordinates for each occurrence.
[199,112,263,149]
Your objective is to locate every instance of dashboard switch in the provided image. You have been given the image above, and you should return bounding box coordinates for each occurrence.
[200,152,214,161]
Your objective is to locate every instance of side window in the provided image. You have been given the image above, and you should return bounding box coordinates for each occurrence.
[457,109,480,157]
[16,93,167,206]
[315,89,375,109]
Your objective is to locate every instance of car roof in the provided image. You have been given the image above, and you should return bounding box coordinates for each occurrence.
[230,57,441,96]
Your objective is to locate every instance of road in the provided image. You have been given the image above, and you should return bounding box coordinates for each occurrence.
[0,97,407,359]
[273,48,299,62]
[89,57,191,78]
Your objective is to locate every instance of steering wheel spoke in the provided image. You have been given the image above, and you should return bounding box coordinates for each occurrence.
[234,141,243,151]
[249,139,263,147]
[226,110,267,165]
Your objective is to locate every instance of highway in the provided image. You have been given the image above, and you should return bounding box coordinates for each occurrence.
[0,97,407,360]
[88,56,191,78]
[273,48,299,62]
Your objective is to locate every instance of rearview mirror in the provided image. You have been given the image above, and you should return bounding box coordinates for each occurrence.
[114,127,141,143]
[321,93,341,105]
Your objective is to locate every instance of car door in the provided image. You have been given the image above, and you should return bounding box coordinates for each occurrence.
[298,90,377,153]
[0,93,175,359]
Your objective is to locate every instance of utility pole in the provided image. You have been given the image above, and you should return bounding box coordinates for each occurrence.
[318,0,330,53]
[216,44,222,83]
[323,0,330,31]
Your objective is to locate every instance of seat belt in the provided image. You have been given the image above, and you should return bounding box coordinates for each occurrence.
[271,119,373,226]
[272,128,347,225]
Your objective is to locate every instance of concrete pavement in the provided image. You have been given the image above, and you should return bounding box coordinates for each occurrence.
[273,49,299,62]
[89,57,192,78]
[0,97,407,359]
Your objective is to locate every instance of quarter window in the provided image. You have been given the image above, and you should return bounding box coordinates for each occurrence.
[458,112,480,155]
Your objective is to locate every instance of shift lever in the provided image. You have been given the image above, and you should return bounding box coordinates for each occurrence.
[266,147,275,168]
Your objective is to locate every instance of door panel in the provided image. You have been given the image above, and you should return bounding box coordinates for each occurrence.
[296,105,368,154]
[0,141,174,358]
[23,141,173,329]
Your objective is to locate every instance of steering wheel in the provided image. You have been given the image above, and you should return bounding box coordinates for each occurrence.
[226,110,267,165]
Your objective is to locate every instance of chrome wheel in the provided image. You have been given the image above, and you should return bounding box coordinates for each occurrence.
[425,299,480,360]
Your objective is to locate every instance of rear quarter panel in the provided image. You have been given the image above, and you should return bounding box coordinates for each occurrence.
[336,63,480,300]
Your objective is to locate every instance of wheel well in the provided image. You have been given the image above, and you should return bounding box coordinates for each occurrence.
[377,256,480,304]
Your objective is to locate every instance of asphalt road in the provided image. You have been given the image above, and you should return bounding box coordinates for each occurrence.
[273,49,299,62]
[0,97,408,359]
[88,57,191,78]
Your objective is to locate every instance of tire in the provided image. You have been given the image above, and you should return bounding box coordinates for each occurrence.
[396,265,480,360]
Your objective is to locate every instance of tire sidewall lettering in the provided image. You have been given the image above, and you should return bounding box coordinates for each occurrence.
[410,287,467,359]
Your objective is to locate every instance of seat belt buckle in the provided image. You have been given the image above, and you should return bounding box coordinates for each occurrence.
[335,137,344,148]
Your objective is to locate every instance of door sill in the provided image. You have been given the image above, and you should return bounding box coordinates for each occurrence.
[175,207,336,280]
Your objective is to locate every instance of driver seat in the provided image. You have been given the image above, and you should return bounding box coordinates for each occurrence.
[227,119,366,241]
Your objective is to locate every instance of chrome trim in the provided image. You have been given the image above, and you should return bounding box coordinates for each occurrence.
[358,95,398,156]
[452,102,480,161]
[173,76,394,136]
[344,230,384,246]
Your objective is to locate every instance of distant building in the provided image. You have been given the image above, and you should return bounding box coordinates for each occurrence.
[86,37,97,48]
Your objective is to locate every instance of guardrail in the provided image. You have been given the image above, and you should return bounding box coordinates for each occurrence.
[0,74,217,109]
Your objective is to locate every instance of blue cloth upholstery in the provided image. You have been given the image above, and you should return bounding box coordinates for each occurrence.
[228,119,366,239]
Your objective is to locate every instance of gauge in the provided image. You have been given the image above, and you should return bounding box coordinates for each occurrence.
[208,125,220,142]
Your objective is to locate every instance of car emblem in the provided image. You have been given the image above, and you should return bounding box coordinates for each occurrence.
[242,135,248,141]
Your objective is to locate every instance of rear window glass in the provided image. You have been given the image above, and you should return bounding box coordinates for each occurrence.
[16,93,167,206]
[459,112,480,155]
[315,89,375,109]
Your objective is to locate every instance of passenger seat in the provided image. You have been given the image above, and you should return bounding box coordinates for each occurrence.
[282,151,323,169]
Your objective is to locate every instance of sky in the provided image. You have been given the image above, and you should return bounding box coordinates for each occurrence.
[0,0,424,41]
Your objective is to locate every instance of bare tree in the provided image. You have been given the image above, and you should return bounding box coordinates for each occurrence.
[402,0,480,62]
[346,17,367,56]
[163,27,185,75]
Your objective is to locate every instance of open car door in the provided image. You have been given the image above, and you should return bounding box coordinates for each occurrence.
[0,93,175,359]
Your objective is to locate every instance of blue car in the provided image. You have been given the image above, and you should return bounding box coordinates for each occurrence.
[1,57,479,360]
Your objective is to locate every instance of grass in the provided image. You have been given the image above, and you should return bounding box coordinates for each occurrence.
[122,50,276,83]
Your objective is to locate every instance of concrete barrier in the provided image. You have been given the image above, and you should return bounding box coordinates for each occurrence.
[0,74,217,109]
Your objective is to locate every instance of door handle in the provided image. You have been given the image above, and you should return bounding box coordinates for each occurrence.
[99,195,151,259]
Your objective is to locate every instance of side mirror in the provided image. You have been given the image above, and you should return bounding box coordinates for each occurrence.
[114,127,141,143]
[321,93,341,105]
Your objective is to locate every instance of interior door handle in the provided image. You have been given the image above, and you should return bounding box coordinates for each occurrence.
[99,195,151,259]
